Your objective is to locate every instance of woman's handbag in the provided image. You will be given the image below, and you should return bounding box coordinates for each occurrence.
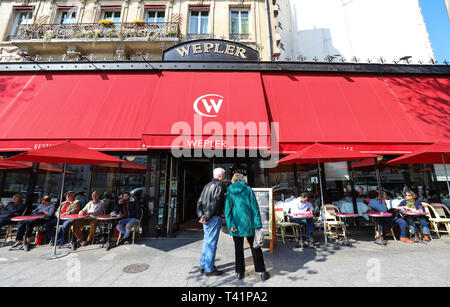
[253,227,265,249]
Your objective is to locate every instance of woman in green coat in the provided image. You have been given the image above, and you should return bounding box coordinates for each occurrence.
[225,173,270,281]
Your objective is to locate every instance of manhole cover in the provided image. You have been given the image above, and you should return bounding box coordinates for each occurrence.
[123,263,150,273]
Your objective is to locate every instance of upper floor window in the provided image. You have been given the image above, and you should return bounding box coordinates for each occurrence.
[188,10,209,34]
[146,10,165,23]
[10,10,33,37]
[102,10,121,23]
[230,9,250,35]
[59,10,77,25]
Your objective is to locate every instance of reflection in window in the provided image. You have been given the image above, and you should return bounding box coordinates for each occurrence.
[189,10,209,34]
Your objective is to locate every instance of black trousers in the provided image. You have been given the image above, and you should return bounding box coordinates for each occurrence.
[233,236,266,274]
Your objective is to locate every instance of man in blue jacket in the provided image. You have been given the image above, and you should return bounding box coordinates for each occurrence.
[114,192,142,245]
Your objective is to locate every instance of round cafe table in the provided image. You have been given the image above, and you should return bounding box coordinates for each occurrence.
[10,215,46,251]
[403,211,428,243]
[59,214,89,250]
[94,214,124,251]
[331,213,358,246]
[364,211,392,246]
[288,213,314,248]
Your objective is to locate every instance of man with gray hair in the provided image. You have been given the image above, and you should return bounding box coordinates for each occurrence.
[197,167,226,276]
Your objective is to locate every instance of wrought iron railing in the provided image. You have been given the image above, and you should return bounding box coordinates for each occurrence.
[12,22,180,41]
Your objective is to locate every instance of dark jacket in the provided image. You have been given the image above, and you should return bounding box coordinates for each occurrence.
[113,200,142,220]
[197,178,226,223]
[398,199,424,211]
[225,181,262,237]
[0,201,26,218]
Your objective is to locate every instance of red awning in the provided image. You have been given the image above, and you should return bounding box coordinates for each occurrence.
[262,74,450,154]
[0,72,161,151]
[142,71,270,150]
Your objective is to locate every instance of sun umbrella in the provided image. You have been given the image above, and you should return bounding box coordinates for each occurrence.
[8,141,124,259]
[0,158,29,169]
[388,141,450,197]
[277,143,378,245]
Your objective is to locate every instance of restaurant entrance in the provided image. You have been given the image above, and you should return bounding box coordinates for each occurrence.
[182,161,212,224]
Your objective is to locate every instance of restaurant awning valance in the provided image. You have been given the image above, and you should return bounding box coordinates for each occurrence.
[141,71,270,150]
[262,74,450,154]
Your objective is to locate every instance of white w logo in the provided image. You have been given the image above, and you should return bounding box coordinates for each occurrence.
[193,94,224,117]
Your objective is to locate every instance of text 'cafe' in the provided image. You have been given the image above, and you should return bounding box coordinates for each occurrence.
[0,39,448,238]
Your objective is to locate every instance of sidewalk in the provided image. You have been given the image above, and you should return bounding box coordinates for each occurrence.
[0,229,449,287]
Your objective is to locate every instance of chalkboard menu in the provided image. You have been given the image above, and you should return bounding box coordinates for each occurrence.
[252,188,274,240]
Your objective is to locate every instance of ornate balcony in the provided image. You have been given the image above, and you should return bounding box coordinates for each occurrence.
[12,22,180,41]
[10,22,180,60]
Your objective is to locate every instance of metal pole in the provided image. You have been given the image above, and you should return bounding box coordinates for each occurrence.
[442,153,450,197]
[318,160,327,246]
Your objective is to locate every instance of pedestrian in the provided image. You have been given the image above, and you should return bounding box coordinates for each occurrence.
[225,173,270,281]
[197,167,226,276]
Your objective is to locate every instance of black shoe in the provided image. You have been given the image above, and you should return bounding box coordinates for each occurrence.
[237,272,245,280]
[261,271,270,281]
[205,269,223,277]
[25,243,31,252]
[117,238,127,246]
[200,266,217,274]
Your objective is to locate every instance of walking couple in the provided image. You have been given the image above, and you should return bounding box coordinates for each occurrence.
[196,168,270,281]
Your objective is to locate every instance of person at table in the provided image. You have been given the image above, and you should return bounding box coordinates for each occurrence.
[114,191,142,246]
[397,190,431,242]
[287,192,315,248]
[11,196,55,251]
[44,191,81,246]
[0,193,26,229]
[367,190,412,243]
[72,191,105,247]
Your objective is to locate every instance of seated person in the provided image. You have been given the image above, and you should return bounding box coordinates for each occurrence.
[367,190,412,244]
[397,190,430,242]
[11,196,55,251]
[72,191,105,247]
[44,191,81,246]
[113,192,142,245]
[0,193,26,229]
[287,192,315,247]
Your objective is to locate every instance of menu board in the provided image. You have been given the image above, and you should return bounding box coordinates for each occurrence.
[252,188,274,240]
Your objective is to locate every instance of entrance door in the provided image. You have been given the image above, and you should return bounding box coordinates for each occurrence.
[182,161,212,224]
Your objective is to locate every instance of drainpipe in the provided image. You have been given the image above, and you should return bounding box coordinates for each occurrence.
[264,0,273,61]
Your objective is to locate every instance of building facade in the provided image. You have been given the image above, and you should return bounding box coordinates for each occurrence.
[273,0,436,64]
[0,0,275,62]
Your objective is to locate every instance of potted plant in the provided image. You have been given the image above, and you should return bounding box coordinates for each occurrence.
[167,30,177,37]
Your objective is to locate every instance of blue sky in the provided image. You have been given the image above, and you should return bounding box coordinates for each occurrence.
[419,0,450,64]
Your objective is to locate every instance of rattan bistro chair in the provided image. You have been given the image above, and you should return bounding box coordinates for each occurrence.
[274,206,299,244]
[423,203,450,237]
[323,204,347,240]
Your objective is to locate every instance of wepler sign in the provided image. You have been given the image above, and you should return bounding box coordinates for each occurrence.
[163,39,260,62]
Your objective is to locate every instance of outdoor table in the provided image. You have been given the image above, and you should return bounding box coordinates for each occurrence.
[403,211,428,243]
[59,214,89,250]
[94,214,124,251]
[331,213,358,246]
[364,211,392,246]
[287,213,314,248]
[10,215,46,251]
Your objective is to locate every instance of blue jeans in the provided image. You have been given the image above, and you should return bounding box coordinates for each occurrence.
[199,215,221,273]
[405,216,429,235]
[116,218,137,239]
[292,218,314,241]
[0,217,14,228]
[44,219,72,244]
